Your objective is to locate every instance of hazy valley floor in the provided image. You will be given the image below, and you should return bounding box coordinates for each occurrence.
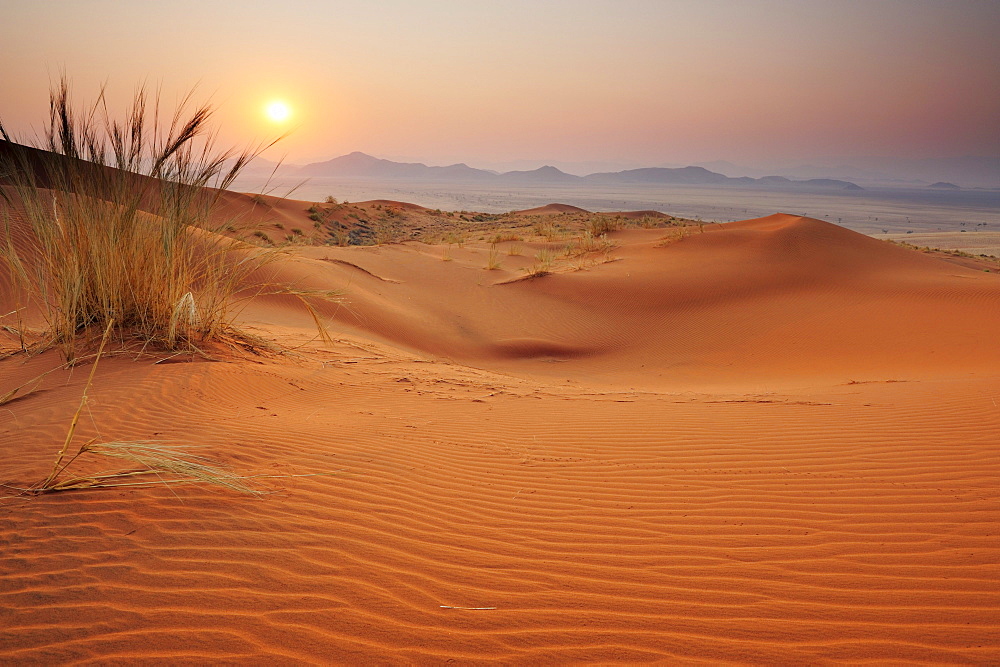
[233,176,1000,235]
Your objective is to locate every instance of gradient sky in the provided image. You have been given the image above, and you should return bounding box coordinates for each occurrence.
[1,0,998,168]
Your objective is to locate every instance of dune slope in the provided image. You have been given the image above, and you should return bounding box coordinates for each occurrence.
[252,214,1000,387]
[2,212,998,663]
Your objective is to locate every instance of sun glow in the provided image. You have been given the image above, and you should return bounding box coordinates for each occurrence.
[265,100,291,123]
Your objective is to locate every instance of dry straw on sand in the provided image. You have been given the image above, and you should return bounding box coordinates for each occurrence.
[0,320,262,496]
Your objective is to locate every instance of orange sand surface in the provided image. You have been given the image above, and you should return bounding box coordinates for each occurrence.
[2,213,999,663]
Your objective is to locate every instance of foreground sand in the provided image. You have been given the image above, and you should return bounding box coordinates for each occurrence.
[2,214,999,663]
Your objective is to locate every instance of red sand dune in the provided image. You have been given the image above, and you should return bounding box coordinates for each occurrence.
[357,199,430,211]
[277,214,1000,387]
[512,203,590,216]
[2,211,999,663]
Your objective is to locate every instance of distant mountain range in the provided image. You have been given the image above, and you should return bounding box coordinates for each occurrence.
[278,152,863,190]
[695,156,999,189]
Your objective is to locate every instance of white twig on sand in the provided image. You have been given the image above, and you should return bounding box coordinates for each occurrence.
[439,605,497,610]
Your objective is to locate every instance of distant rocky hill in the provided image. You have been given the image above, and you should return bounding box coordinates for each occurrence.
[296,151,495,182]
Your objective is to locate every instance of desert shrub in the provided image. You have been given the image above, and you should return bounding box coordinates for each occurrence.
[0,78,281,360]
[373,221,399,245]
[327,230,349,246]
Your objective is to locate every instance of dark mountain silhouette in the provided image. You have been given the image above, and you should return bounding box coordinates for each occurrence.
[588,167,860,190]
[296,152,494,181]
[5,142,864,194]
[294,153,865,190]
[586,166,735,185]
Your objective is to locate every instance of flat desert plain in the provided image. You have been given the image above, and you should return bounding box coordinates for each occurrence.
[2,205,999,663]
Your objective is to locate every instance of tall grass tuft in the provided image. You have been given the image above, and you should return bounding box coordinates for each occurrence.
[485,242,502,270]
[0,78,279,360]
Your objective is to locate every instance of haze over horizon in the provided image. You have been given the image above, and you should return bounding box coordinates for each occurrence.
[2,0,998,174]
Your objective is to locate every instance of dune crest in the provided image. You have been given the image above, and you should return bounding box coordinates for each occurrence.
[512,203,590,215]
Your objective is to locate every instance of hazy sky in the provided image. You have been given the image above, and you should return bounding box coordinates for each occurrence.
[1,0,997,168]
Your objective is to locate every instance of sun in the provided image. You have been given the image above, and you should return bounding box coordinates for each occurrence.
[265,100,292,123]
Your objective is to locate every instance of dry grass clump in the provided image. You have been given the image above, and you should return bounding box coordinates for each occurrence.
[485,243,502,270]
[490,232,522,243]
[441,231,466,247]
[586,214,621,236]
[0,78,279,361]
[656,226,692,247]
[533,221,562,241]
[565,231,616,257]
[524,248,556,277]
